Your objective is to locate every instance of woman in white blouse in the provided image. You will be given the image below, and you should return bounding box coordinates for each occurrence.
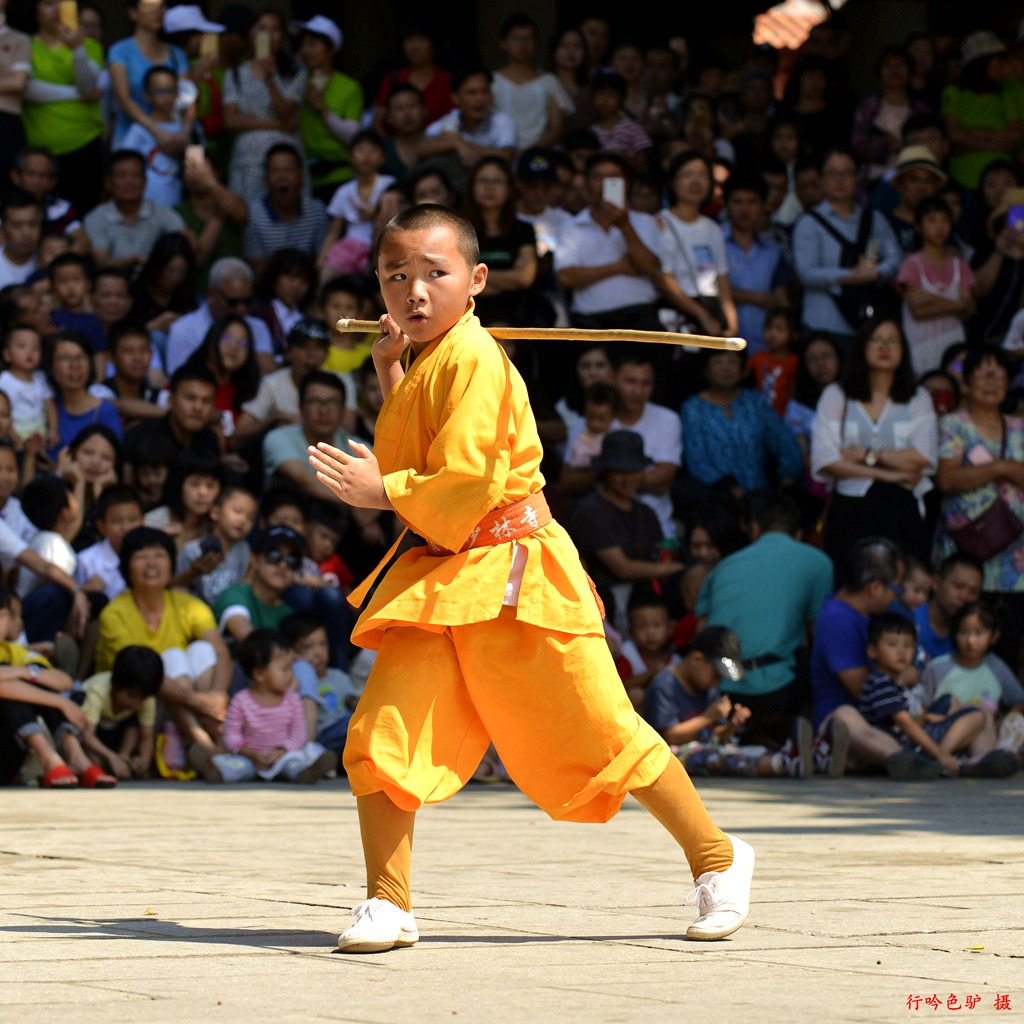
[811,316,938,581]
[657,150,738,338]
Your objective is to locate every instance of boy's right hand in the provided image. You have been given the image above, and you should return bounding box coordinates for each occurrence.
[373,314,412,364]
[939,753,961,775]
[108,753,132,780]
[708,695,732,721]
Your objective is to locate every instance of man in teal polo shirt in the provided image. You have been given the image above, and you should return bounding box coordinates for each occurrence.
[695,491,833,744]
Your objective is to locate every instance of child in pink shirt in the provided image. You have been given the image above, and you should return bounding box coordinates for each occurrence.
[897,197,975,376]
[189,629,336,783]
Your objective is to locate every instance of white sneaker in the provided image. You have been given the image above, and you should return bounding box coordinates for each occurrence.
[337,898,419,954]
[685,834,755,941]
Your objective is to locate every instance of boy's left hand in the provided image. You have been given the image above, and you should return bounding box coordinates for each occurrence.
[308,442,392,510]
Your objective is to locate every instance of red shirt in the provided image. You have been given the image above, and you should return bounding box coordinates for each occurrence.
[375,66,453,127]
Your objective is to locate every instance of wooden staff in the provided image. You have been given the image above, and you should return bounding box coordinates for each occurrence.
[335,319,746,351]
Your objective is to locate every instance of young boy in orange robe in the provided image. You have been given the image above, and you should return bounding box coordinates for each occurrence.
[307,204,755,954]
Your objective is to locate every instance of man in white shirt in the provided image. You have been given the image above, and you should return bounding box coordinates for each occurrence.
[609,352,683,538]
[554,153,664,332]
[0,192,42,289]
[419,67,517,194]
[165,257,276,376]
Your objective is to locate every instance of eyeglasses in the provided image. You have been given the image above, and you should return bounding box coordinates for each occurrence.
[303,397,343,410]
[263,549,302,570]
[221,334,250,349]
[55,354,89,366]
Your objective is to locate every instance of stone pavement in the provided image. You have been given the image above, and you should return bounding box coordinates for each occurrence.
[1,774,1022,1024]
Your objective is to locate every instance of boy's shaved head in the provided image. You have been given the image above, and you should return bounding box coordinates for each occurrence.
[375,203,481,271]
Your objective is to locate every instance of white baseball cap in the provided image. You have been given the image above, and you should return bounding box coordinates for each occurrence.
[290,15,342,50]
[164,5,225,34]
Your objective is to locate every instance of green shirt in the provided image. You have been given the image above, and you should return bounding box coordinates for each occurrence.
[942,82,1020,189]
[213,583,294,646]
[300,71,364,189]
[22,37,105,155]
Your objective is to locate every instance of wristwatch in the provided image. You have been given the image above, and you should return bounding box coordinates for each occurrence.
[27,663,40,682]
[864,448,879,467]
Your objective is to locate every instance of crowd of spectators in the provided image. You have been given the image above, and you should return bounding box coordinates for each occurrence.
[1,3,1023,788]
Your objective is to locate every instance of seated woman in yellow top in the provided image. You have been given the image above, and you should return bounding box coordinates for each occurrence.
[96,527,233,753]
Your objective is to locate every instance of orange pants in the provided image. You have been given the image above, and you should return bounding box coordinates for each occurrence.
[344,607,672,822]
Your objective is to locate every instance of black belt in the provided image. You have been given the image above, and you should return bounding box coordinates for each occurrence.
[740,654,784,672]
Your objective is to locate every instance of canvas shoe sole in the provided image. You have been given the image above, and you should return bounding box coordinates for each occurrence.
[793,717,813,779]
[338,898,419,954]
[686,834,754,941]
[886,750,942,781]
[815,718,851,778]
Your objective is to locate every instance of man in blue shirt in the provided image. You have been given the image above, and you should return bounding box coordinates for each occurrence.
[697,491,831,745]
[912,552,983,665]
[810,536,939,778]
[723,174,792,354]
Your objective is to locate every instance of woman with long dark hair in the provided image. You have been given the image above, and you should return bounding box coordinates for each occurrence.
[184,314,259,439]
[131,232,198,339]
[462,156,552,326]
[811,316,938,580]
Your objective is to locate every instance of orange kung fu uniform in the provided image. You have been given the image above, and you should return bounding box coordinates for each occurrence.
[344,305,670,822]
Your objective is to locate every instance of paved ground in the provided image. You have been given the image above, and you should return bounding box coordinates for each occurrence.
[1,774,1022,1024]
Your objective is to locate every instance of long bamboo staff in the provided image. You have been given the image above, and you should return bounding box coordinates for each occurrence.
[335,319,746,351]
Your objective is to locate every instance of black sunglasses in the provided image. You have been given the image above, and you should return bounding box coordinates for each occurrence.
[264,548,302,570]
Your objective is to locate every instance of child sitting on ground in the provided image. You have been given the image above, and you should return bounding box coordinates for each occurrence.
[282,611,362,759]
[76,645,163,780]
[748,309,798,418]
[565,382,617,469]
[174,485,258,606]
[320,131,396,276]
[860,612,988,777]
[0,580,111,787]
[919,602,1024,776]
[188,628,337,784]
[616,592,680,710]
[645,626,808,778]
